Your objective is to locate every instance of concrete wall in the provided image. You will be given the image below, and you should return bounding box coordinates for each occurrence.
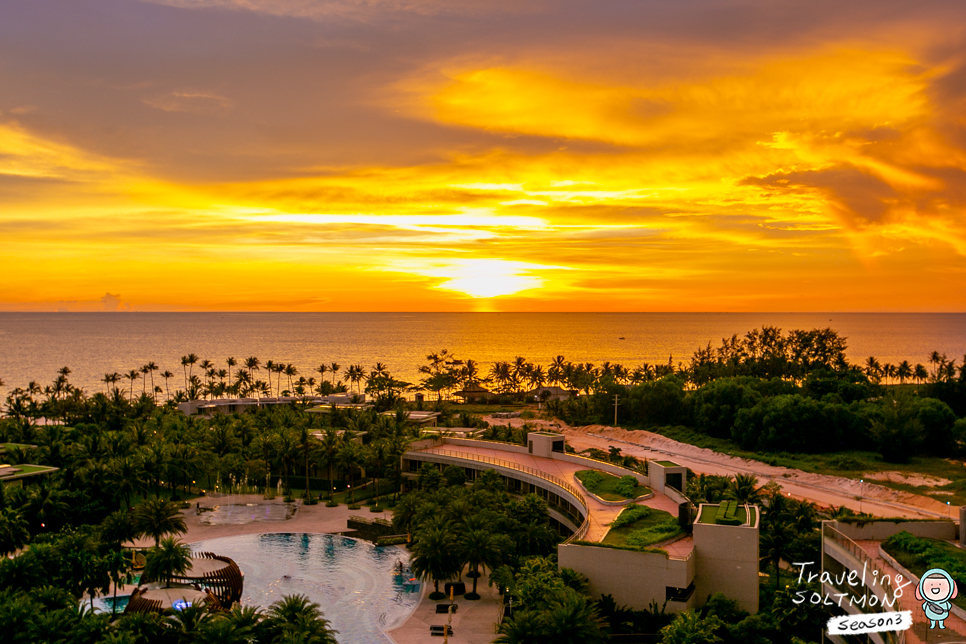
[558,543,694,612]
[831,519,956,542]
[693,515,759,614]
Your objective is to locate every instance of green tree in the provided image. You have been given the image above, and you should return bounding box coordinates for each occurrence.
[133,498,187,547]
[411,526,460,597]
[143,537,191,588]
[660,610,723,644]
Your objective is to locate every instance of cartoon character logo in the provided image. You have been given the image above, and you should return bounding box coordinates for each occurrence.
[915,568,959,629]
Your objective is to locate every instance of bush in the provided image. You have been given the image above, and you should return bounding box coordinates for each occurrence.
[615,476,639,498]
[609,505,650,529]
[370,505,383,513]
[376,535,409,546]
[348,504,361,510]
[325,500,339,508]
[580,471,604,491]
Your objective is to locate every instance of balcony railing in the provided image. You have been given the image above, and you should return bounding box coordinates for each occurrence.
[822,523,905,644]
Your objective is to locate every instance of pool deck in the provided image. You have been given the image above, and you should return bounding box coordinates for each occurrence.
[129,493,379,548]
[386,572,502,644]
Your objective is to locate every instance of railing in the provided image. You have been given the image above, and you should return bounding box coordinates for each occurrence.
[413,449,589,511]
[822,524,905,644]
[405,448,592,542]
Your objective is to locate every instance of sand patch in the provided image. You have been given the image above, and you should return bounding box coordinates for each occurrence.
[863,471,952,488]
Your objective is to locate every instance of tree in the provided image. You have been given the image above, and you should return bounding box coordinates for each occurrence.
[0,507,29,555]
[264,594,338,644]
[726,473,761,504]
[411,526,460,596]
[336,441,362,503]
[143,537,191,588]
[459,528,508,597]
[104,550,133,616]
[133,498,187,547]
[660,610,723,644]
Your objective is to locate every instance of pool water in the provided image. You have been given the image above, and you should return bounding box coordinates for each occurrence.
[190,533,421,644]
[92,594,129,613]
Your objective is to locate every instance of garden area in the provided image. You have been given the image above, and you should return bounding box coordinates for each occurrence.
[575,469,650,502]
[601,504,683,549]
[882,531,966,611]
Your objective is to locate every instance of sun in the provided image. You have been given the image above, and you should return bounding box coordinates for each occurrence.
[435,259,544,298]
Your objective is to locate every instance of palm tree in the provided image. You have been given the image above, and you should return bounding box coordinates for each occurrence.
[329,363,341,385]
[160,370,173,401]
[133,498,187,547]
[244,357,261,395]
[144,537,191,588]
[317,428,341,498]
[658,610,722,644]
[459,528,505,596]
[726,473,761,504]
[125,370,140,399]
[265,594,338,644]
[914,363,928,384]
[0,507,29,555]
[104,549,133,615]
[226,357,237,390]
[897,360,912,384]
[316,364,329,388]
[337,441,363,503]
[411,526,460,596]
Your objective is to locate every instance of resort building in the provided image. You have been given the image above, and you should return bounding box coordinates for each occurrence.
[401,432,760,614]
[821,516,966,643]
[0,443,58,487]
[523,385,573,402]
[179,393,363,416]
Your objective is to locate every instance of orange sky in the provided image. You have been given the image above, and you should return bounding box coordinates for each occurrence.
[2,0,965,311]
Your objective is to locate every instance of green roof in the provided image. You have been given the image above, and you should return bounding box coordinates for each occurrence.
[655,460,679,467]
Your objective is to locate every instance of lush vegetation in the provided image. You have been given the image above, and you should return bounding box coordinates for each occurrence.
[0,372,448,643]
[602,505,683,549]
[883,531,966,611]
[574,469,649,501]
[544,327,965,465]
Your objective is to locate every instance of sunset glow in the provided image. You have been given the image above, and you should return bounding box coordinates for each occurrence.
[2,1,965,311]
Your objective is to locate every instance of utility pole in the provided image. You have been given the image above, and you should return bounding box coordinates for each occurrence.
[613,394,620,426]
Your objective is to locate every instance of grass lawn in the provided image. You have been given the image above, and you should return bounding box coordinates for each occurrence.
[602,506,683,548]
[575,469,650,502]
[882,536,966,611]
[697,503,749,525]
[654,425,966,506]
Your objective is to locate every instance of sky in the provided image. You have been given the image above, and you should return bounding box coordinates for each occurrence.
[1,0,965,312]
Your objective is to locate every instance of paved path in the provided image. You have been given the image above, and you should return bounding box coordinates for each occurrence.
[856,541,966,643]
[387,572,502,644]
[130,494,377,548]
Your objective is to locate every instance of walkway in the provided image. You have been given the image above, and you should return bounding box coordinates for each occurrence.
[855,540,966,643]
[387,571,502,644]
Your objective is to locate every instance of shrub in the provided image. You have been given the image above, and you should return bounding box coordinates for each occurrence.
[609,505,650,529]
[325,500,339,508]
[580,471,604,491]
[348,504,361,510]
[369,505,383,513]
[615,476,639,498]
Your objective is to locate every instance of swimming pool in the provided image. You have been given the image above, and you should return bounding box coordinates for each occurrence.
[190,533,421,644]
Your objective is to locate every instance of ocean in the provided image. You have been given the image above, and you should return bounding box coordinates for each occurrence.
[0,312,963,395]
